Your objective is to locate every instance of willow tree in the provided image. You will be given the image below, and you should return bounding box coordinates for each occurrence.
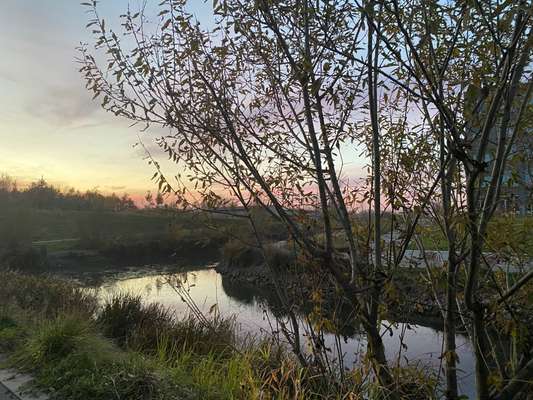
[78,0,440,393]
[361,0,533,398]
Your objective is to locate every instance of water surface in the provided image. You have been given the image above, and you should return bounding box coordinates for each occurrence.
[98,267,476,398]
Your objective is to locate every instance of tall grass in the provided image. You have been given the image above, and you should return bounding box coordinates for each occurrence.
[0,271,438,399]
[0,271,97,317]
[97,293,235,356]
[10,313,179,400]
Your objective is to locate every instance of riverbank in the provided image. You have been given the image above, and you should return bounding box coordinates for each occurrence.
[0,205,286,276]
[0,271,437,400]
[1,235,223,281]
[216,241,533,333]
[216,248,445,329]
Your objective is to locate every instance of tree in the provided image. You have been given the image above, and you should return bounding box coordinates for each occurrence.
[155,191,164,208]
[79,0,431,392]
[145,190,154,209]
[79,0,533,398]
[361,1,533,398]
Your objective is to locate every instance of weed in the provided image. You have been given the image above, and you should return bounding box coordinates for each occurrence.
[0,271,97,318]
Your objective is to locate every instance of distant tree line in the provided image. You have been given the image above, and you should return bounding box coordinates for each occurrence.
[0,174,136,211]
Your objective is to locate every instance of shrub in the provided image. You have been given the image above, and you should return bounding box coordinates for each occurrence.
[0,271,98,318]
[98,293,235,356]
[221,240,263,269]
[97,293,175,350]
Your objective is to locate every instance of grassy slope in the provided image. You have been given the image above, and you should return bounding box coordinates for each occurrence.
[0,272,313,400]
[0,272,439,400]
[409,216,533,256]
[0,208,171,241]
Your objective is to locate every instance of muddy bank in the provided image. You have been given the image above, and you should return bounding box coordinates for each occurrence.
[216,258,445,330]
[1,238,222,279]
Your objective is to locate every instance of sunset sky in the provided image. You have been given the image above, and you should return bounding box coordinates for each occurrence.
[0,0,366,198]
[0,0,213,197]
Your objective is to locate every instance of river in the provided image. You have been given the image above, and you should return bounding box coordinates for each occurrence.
[95,266,477,398]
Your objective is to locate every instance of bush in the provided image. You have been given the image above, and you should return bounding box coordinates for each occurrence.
[98,293,235,356]
[97,293,174,350]
[221,240,263,269]
[0,271,98,318]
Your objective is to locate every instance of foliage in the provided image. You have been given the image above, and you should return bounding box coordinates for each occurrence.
[0,271,98,318]
[77,0,533,398]
[485,215,533,259]
[98,292,236,356]
[0,176,136,212]
[0,271,442,399]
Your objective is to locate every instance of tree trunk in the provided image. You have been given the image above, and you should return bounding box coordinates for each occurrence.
[472,302,490,400]
[444,254,459,400]
[366,321,398,394]
[467,234,490,400]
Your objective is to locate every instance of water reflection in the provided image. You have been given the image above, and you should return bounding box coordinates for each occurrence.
[97,268,476,398]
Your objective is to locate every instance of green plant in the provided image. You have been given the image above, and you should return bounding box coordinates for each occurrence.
[221,240,263,269]
[97,293,235,357]
[97,293,172,349]
[0,271,98,318]
[0,314,20,353]
[14,314,104,368]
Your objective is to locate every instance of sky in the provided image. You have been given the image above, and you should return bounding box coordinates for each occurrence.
[0,0,366,199]
[0,0,213,197]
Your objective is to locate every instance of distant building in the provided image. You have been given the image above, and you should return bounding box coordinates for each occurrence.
[465,85,533,215]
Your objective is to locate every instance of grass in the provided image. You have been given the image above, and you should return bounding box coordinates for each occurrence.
[408,215,533,257]
[0,271,98,317]
[97,293,235,356]
[0,205,289,273]
[0,271,307,399]
[10,314,181,400]
[0,271,440,399]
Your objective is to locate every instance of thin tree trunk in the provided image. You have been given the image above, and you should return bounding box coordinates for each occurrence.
[472,301,490,400]
[465,207,490,400]
[441,122,459,399]
[367,1,382,274]
[301,0,333,259]
[365,4,397,397]
[444,252,459,400]
[366,322,398,392]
